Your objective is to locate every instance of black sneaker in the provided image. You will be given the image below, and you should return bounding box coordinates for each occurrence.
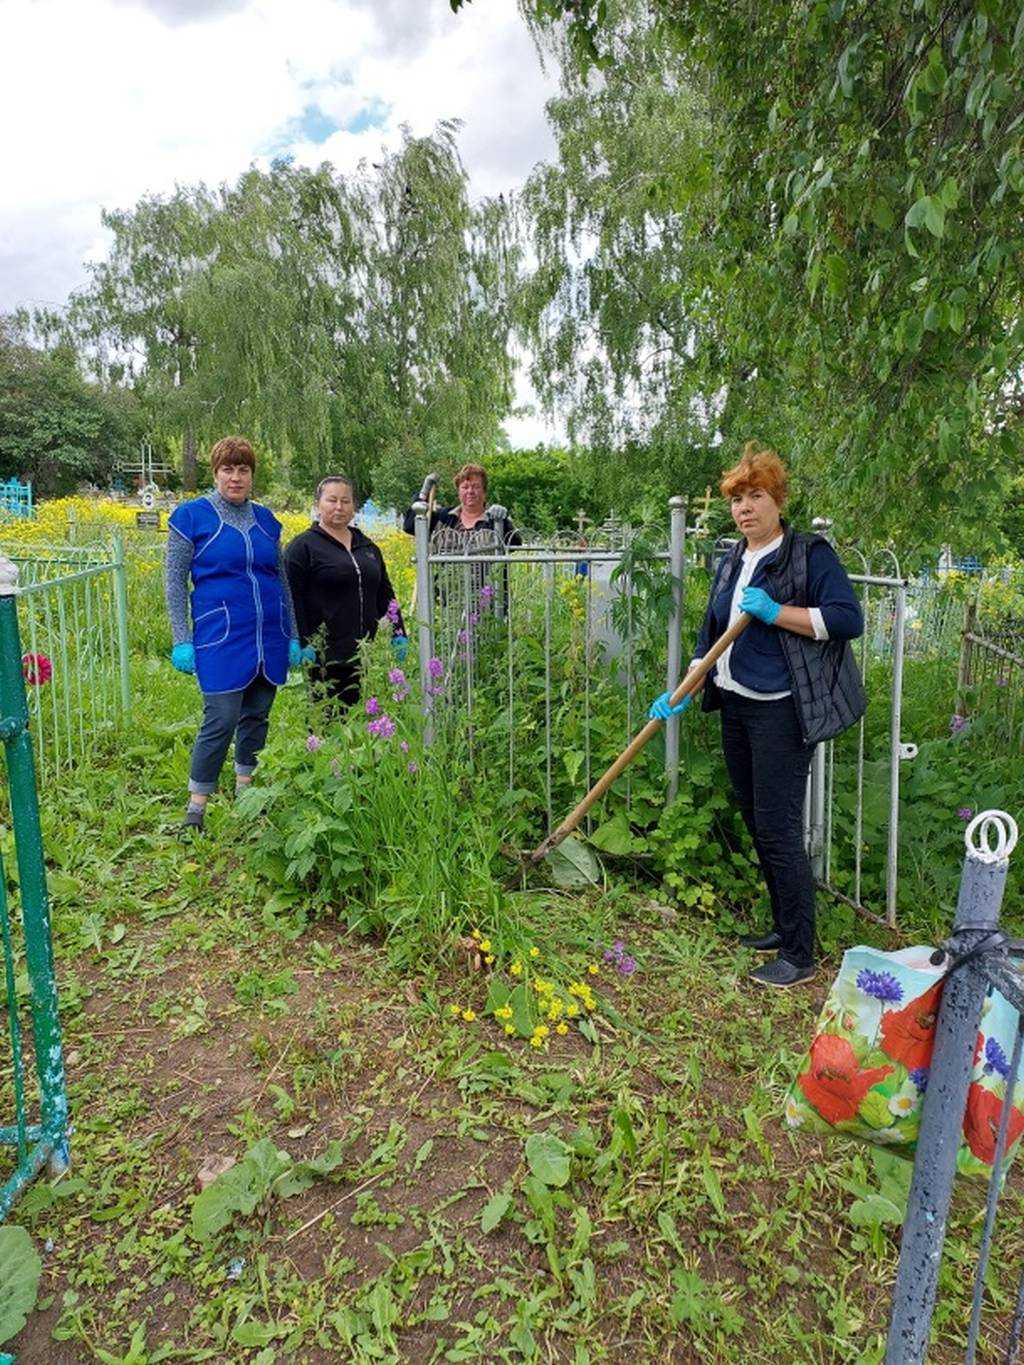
[181,806,205,834]
[750,957,815,988]
[740,930,783,952]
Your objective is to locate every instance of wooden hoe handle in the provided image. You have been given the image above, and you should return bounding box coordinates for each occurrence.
[530,613,752,863]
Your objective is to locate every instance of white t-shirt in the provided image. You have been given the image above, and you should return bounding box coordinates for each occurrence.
[694,534,828,701]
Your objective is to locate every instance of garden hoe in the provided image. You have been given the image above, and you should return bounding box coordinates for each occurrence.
[525,613,753,877]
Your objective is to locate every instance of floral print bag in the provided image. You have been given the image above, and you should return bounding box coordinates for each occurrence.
[784,945,1024,1177]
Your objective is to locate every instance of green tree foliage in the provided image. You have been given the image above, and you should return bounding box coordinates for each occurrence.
[468,0,1024,549]
[60,126,518,502]
[0,318,142,495]
[484,445,600,530]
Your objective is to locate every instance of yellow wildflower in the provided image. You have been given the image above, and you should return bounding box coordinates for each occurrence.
[484,954,495,965]
[480,939,492,953]
[504,1024,516,1036]
[556,1023,569,1035]
[449,1004,461,1016]
[510,962,522,976]
[587,964,600,976]
[535,1025,550,1038]
[566,1004,579,1018]
[529,946,540,958]
[462,1009,476,1022]
[529,1036,543,1048]
[471,929,481,941]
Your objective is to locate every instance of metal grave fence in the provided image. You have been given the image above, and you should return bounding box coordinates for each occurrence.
[886,810,1022,1364]
[957,600,1024,755]
[0,536,131,778]
[0,554,71,1216]
[411,498,914,927]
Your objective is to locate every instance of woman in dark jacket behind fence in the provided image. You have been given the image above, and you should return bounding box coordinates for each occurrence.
[285,476,407,712]
[649,443,865,988]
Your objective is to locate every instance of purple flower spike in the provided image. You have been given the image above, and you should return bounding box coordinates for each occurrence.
[365,696,380,717]
[386,599,401,624]
[618,955,637,976]
[400,740,410,753]
[479,584,495,602]
[427,657,444,680]
[457,629,469,645]
[388,667,406,686]
[950,714,967,734]
[958,807,973,822]
[306,734,323,752]
[407,761,419,775]
[367,714,396,740]
[855,968,904,1004]
[603,949,616,963]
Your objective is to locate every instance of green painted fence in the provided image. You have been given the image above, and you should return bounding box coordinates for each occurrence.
[2,537,131,778]
[0,554,70,1216]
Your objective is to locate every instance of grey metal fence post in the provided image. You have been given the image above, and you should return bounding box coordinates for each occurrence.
[885,580,909,928]
[412,500,434,746]
[666,496,686,800]
[884,810,1019,1365]
[111,533,131,716]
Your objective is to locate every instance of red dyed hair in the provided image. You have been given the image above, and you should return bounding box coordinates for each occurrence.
[720,441,788,506]
[209,436,256,473]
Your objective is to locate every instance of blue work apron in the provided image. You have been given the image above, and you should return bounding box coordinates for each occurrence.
[169,496,289,694]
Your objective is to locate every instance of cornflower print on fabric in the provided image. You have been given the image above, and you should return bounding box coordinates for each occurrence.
[984,1037,1011,1080]
[856,969,904,1004]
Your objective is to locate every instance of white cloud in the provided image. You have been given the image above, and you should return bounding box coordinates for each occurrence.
[0,0,563,445]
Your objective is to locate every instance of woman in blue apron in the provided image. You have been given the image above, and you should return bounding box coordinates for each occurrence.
[164,436,309,831]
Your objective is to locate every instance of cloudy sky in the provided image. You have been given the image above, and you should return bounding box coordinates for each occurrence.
[0,0,562,444]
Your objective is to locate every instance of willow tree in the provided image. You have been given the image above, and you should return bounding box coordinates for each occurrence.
[459,0,1024,549]
[340,121,521,508]
[64,124,518,500]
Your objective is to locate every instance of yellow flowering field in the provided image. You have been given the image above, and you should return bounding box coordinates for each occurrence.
[0,496,416,614]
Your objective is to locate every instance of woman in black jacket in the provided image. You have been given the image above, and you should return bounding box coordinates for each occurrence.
[285,477,407,711]
[649,443,865,989]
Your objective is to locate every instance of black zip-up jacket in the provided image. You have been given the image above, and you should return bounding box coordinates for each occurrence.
[284,524,405,665]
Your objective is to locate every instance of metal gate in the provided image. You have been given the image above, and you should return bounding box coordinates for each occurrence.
[0,554,71,1216]
[410,497,913,925]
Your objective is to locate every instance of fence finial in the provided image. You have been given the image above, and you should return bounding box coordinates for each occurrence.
[965,809,1018,864]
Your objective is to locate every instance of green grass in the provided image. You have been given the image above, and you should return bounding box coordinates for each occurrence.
[1,661,1022,1362]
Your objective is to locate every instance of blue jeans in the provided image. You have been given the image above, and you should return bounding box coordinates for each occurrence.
[719,692,816,967]
[188,672,277,795]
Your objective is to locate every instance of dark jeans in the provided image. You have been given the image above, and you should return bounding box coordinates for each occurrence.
[188,672,277,795]
[719,692,816,967]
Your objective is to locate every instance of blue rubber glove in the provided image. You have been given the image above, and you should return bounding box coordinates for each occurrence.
[170,642,196,674]
[391,634,409,665]
[740,585,782,625]
[288,638,304,668]
[648,691,693,721]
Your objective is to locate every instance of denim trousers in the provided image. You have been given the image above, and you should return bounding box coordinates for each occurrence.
[719,691,816,967]
[188,671,277,795]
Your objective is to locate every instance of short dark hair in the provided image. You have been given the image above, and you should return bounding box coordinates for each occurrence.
[210,436,256,472]
[315,474,357,503]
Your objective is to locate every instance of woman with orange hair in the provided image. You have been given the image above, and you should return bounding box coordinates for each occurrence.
[649,443,865,987]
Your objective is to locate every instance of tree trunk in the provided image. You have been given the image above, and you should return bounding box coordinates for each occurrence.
[182,428,197,492]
